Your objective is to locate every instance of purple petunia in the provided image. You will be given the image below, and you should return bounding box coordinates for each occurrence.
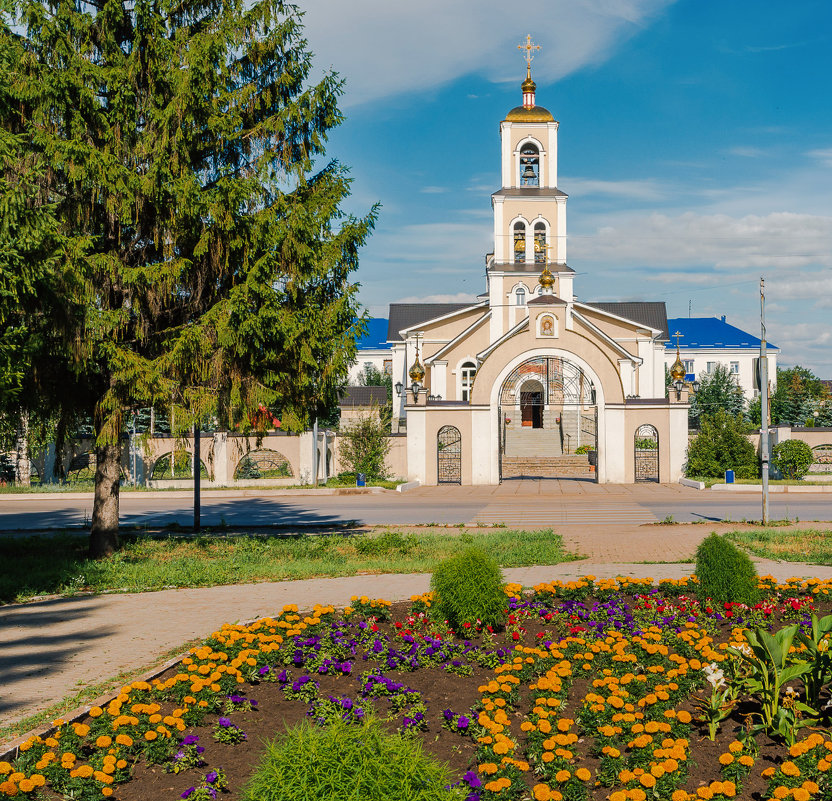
[181,735,200,746]
[180,788,195,799]
[205,771,218,784]
[457,715,470,729]
[463,771,482,789]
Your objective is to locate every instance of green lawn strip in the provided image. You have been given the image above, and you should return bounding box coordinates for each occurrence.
[0,637,202,748]
[724,528,832,564]
[687,476,832,488]
[0,529,580,604]
[0,478,400,494]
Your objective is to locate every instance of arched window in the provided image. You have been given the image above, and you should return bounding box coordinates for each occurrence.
[520,143,539,186]
[513,221,525,263]
[515,287,526,306]
[461,361,477,402]
[534,222,547,264]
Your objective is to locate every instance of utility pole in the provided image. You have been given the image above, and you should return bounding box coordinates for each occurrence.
[312,417,319,486]
[193,423,201,531]
[760,277,769,525]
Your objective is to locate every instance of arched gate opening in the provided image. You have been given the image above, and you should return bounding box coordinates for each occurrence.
[498,357,597,481]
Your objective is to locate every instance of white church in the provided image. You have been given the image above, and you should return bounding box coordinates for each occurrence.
[367,43,693,485]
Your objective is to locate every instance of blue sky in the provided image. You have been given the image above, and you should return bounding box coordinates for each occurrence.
[301,0,832,375]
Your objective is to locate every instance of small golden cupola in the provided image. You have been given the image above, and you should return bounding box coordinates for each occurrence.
[408,350,425,384]
[670,345,686,382]
[506,36,554,123]
[538,265,556,294]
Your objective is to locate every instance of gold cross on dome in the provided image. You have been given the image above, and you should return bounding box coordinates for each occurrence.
[517,34,541,70]
[672,330,684,350]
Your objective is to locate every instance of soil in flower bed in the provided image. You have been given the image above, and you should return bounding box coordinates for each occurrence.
[8,576,832,801]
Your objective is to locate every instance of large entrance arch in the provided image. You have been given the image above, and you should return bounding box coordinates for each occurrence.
[498,356,597,480]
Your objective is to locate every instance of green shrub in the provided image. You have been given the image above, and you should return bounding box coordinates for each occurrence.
[771,439,814,480]
[241,717,460,801]
[338,413,391,478]
[685,410,759,479]
[695,533,759,606]
[430,546,506,631]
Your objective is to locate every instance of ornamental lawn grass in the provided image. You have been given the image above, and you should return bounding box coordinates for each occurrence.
[0,529,579,604]
[725,528,832,565]
[7,576,832,800]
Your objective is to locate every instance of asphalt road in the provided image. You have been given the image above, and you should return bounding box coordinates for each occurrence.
[0,483,830,530]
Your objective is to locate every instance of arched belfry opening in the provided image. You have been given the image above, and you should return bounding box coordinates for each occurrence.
[513,221,526,262]
[520,143,539,186]
[498,357,598,481]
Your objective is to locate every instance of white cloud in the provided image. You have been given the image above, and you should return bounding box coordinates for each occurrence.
[562,176,666,200]
[394,292,479,304]
[369,220,492,266]
[726,146,765,158]
[807,148,832,167]
[571,211,832,270]
[301,0,676,107]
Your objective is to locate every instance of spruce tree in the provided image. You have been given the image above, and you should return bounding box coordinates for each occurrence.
[688,363,745,429]
[4,0,376,556]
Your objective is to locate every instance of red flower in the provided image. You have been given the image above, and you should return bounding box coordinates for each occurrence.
[463,622,471,628]
[511,631,520,641]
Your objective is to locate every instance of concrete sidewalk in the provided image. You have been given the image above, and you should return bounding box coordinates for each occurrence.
[4,522,832,742]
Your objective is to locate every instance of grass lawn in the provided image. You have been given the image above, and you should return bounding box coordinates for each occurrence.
[0,528,580,604]
[725,527,832,564]
[687,476,832,488]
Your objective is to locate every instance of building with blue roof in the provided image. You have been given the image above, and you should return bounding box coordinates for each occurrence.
[347,318,392,384]
[664,316,779,400]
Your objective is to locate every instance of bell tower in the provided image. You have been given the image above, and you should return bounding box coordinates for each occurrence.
[489,37,572,339]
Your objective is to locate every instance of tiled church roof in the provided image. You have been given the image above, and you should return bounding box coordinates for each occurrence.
[583,302,669,340]
[387,303,477,342]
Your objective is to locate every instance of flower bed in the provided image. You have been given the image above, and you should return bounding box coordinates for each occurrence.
[4,575,832,800]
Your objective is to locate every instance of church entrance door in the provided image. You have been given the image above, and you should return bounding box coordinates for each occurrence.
[520,391,543,428]
[499,357,598,481]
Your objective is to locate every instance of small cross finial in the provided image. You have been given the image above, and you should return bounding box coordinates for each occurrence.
[672,330,684,349]
[518,34,541,75]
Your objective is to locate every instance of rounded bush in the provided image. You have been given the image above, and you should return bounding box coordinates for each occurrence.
[685,410,759,479]
[242,718,458,801]
[695,533,759,606]
[430,546,506,631]
[772,439,814,480]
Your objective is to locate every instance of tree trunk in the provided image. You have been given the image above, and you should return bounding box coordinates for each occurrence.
[89,442,121,558]
[15,410,30,487]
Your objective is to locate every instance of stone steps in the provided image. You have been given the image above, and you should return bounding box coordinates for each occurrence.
[501,455,593,478]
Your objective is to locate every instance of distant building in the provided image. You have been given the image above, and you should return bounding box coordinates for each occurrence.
[347,318,391,384]
[664,316,778,401]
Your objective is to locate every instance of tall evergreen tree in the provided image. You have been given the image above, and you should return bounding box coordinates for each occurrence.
[4,0,376,556]
[688,363,745,429]
[770,366,828,426]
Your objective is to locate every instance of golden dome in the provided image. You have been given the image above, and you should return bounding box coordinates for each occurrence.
[538,266,555,291]
[521,75,536,93]
[408,355,425,384]
[670,352,686,382]
[505,105,554,123]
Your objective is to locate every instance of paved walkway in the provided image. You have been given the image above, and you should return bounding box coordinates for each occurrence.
[4,521,832,747]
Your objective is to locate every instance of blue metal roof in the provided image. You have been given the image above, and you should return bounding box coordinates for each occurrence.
[665,317,778,351]
[356,318,390,350]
